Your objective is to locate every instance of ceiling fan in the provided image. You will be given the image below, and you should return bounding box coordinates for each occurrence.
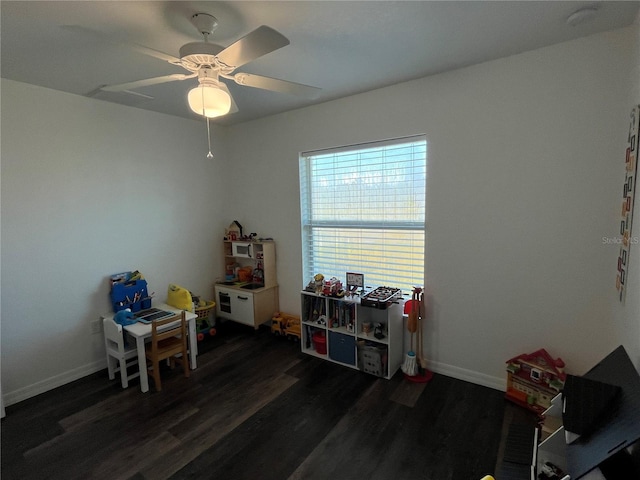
[95,13,321,119]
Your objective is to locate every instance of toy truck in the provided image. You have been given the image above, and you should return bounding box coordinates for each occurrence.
[271,312,301,341]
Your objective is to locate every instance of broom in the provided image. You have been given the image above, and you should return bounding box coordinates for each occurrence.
[401,288,419,376]
[408,288,433,383]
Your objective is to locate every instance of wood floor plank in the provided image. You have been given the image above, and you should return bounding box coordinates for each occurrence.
[88,431,182,480]
[58,384,147,431]
[389,376,429,407]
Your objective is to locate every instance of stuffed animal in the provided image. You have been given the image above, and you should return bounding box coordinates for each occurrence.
[314,273,324,293]
[114,308,136,326]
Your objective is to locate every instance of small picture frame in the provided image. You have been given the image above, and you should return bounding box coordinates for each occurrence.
[346,272,364,294]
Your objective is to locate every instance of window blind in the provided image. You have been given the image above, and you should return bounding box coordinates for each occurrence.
[299,135,426,292]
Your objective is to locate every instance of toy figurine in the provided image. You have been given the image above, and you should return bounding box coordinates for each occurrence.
[374,322,385,339]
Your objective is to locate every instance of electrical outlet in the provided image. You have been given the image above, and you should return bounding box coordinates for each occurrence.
[91,319,101,335]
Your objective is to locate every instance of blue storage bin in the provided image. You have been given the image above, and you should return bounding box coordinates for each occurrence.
[329,331,356,365]
[110,279,148,312]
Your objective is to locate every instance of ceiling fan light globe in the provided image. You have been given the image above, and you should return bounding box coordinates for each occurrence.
[188,85,231,118]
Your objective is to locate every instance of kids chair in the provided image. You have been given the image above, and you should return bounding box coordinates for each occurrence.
[103,317,140,388]
[145,311,190,391]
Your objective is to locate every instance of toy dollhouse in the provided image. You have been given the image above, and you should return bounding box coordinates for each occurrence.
[505,348,566,415]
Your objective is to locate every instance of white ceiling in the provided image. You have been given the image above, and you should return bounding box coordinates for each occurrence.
[2,1,638,126]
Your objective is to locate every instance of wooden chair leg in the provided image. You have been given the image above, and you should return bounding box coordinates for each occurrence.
[182,355,190,378]
[155,361,162,391]
[151,360,162,391]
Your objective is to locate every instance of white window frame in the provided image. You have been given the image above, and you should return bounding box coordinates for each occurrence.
[299,135,427,292]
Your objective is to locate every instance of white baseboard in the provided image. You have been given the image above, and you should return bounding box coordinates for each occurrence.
[3,359,106,407]
[428,359,506,392]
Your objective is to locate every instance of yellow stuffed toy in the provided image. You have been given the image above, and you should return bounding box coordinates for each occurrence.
[166,284,193,311]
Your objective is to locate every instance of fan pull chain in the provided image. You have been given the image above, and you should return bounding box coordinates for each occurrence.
[201,84,214,159]
[206,117,214,159]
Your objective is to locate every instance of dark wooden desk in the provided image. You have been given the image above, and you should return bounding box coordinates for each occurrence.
[566,346,640,479]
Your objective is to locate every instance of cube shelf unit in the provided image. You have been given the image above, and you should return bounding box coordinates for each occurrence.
[300,291,404,379]
[537,393,570,480]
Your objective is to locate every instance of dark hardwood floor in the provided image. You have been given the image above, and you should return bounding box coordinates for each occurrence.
[1,322,536,480]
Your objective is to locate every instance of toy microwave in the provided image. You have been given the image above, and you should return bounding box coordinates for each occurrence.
[232,242,253,258]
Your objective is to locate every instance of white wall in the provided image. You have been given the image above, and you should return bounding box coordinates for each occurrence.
[223,26,637,388]
[611,15,640,369]
[1,80,226,404]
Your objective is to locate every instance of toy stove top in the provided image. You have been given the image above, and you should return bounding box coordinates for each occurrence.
[361,286,402,309]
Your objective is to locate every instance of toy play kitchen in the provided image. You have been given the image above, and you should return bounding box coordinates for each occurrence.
[214,222,279,329]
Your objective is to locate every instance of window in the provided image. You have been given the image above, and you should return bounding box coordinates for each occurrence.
[299,135,427,292]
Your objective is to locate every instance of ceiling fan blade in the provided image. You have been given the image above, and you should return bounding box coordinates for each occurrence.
[232,73,321,99]
[61,25,182,65]
[101,73,197,93]
[87,86,154,100]
[217,82,239,114]
[127,44,182,65]
[216,26,289,69]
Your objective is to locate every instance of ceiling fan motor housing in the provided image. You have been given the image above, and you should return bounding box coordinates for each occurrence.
[179,42,224,70]
[197,67,222,85]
